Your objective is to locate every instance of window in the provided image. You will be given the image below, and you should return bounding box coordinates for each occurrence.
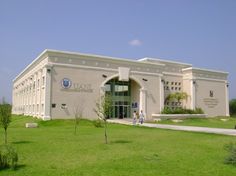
[61,104,67,109]
[171,82,174,85]
[52,104,56,108]
[171,87,174,90]
[105,84,111,92]
[115,85,129,96]
[210,90,214,97]
[166,81,169,85]
[175,82,177,85]
[179,87,181,91]
[179,82,181,85]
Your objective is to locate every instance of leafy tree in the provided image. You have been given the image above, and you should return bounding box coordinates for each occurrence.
[94,94,112,144]
[229,99,236,117]
[0,103,12,144]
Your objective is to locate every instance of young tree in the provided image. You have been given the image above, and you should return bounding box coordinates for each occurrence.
[73,101,84,135]
[94,94,112,144]
[0,103,12,144]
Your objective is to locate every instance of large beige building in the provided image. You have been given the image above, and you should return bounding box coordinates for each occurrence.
[12,49,229,120]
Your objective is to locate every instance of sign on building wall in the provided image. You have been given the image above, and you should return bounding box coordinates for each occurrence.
[61,78,93,93]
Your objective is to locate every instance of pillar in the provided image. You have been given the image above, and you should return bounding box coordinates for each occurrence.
[190,80,196,110]
[43,65,52,120]
[139,88,147,115]
[225,82,229,116]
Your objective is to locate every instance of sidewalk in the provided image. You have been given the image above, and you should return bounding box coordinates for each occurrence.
[107,119,236,136]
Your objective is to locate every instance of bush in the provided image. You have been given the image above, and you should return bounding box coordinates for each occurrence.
[229,99,236,117]
[0,145,18,170]
[224,142,236,166]
[161,107,204,114]
[93,119,103,128]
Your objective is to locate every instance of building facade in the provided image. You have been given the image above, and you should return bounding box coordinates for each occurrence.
[12,49,229,120]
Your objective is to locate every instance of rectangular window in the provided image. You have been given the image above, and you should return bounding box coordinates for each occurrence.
[115,85,129,96]
[61,104,67,109]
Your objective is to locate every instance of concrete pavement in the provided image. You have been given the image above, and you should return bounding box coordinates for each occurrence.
[107,119,236,136]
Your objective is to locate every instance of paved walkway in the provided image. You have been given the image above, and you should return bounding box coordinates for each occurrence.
[107,119,236,136]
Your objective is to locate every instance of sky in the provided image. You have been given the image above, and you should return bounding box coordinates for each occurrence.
[0,0,235,103]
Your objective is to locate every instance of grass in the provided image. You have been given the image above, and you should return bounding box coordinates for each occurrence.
[0,115,236,175]
[156,117,236,129]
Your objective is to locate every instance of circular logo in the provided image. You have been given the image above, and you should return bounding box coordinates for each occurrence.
[61,78,72,89]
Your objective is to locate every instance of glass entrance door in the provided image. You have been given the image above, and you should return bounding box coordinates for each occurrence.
[114,101,130,118]
[105,78,131,118]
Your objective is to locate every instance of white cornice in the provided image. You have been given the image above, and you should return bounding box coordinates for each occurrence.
[52,62,118,72]
[163,71,183,77]
[131,71,163,77]
[51,62,163,77]
[13,51,48,82]
[183,76,227,83]
[46,49,165,67]
[139,57,192,67]
[182,67,228,75]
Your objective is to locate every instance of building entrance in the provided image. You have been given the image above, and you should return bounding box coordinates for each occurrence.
[105,78,131,118]
[114,101,130,118]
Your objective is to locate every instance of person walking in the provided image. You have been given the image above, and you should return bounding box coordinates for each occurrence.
[133,110,137,125]
[139,110,145,124]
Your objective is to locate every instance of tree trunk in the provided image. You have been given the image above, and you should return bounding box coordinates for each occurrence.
[4,128,7,144]
[104,120,108,144]
[74,123,77,135]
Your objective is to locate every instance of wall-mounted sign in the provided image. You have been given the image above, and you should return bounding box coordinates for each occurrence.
[61,78,93,93]
[203,98,219,108]
[73,83,93,93]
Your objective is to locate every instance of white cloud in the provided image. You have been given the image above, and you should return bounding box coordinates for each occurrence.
[129,39,142,46]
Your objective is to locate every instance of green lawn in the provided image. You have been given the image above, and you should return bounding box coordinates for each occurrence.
[1,115,236,176]
[157,117,236,129]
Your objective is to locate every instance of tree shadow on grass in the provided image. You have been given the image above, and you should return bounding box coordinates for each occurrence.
[12,141,33,145]
[110,140,132,144]
[0,164,26,171]
[14,164,26,171]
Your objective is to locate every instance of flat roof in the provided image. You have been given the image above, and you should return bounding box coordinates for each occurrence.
[138,57,192,67]
[182,67,228,75]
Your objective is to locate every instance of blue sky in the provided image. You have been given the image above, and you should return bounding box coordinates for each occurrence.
[0,0,235,102]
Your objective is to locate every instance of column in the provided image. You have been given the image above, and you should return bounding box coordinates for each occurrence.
[139,88,147,115]
[160,78,165,112]
[225,82,229,116]
[43,65,52,120]
[190,80,196,110]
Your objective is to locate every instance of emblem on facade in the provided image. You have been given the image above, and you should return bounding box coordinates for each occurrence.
[61,78,72,89]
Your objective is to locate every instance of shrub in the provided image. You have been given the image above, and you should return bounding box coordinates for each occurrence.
[0,145,18,170]
[93,119,103,128]
[161,107,204,114]
[194,107,204,114]
[229,99,236,117]
[224,142,236,166]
